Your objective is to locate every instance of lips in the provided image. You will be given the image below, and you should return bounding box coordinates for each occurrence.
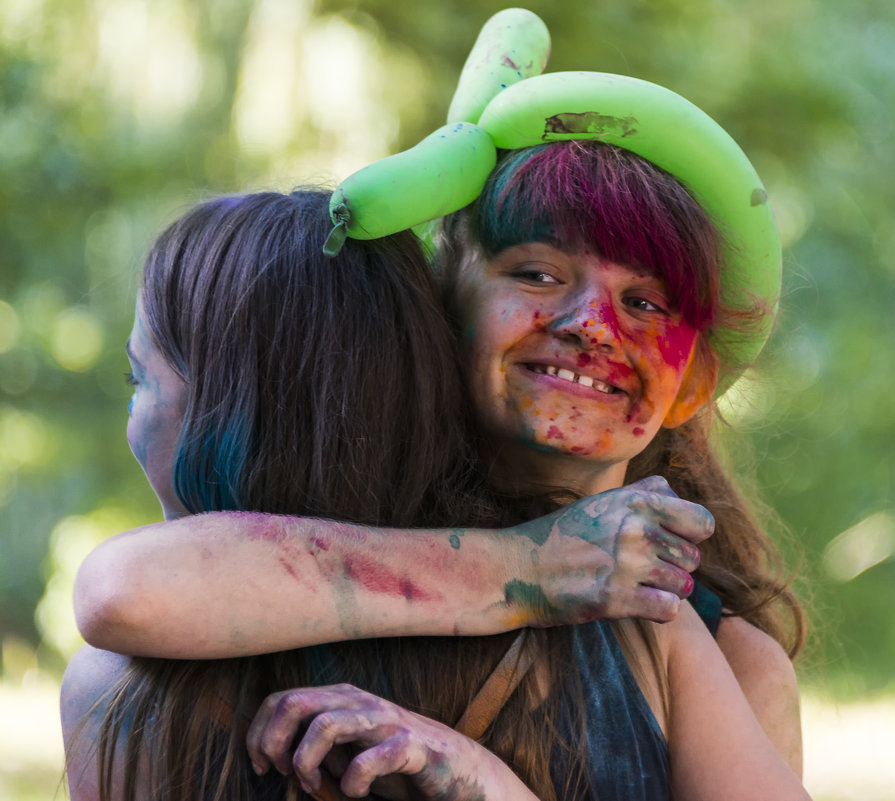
[526,363,619,395]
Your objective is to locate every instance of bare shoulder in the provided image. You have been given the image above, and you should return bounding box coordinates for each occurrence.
[716,616,803,777]
[61,645,131,728]
[61,646,133,801]
[715,616,799,704]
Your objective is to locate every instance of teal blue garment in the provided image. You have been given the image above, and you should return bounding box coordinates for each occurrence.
[551,621,670,800]
[690,579,723,637]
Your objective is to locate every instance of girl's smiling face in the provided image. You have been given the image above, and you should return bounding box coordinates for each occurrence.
[459,243,715,491]
[126,299,189,520]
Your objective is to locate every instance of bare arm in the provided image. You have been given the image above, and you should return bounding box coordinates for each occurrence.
[662,604,810,801]
[716,616,803,777]
[75,477,712,659]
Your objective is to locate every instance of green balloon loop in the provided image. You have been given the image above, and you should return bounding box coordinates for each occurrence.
[323,204,351,257]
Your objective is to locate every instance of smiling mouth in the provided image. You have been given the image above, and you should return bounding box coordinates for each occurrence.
[527,364,619,394]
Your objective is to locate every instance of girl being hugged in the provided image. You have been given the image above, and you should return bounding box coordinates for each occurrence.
[63,187,718,801]
[66,103,809,801]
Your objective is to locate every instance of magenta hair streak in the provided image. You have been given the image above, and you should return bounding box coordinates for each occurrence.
[473,141,721,332]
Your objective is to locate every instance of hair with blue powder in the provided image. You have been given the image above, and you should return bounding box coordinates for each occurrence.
[109,186,595,801]
[138,189,488,525]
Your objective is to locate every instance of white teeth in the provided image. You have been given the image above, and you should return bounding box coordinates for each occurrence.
[531,364,615,393]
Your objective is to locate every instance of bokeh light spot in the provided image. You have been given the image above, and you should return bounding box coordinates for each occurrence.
[50,307,104,372]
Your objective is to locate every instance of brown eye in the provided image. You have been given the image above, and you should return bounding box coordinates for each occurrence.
[623,296,669,315]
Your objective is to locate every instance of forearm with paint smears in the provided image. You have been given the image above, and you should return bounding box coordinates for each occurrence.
[73,511,532,659]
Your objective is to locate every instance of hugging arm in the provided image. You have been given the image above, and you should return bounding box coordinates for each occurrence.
[75,476,711,659]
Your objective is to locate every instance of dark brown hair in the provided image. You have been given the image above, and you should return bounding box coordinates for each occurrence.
[96,189,569,801]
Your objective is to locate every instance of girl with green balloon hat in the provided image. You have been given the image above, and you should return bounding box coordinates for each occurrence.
[66,14,808,801]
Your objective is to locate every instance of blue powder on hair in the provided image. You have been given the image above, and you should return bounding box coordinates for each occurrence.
[175,418,250,512]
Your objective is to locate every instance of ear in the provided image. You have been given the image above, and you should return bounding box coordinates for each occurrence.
[662,346,719,429]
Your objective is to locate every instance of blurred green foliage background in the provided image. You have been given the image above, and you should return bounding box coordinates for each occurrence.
[0,1,893,794]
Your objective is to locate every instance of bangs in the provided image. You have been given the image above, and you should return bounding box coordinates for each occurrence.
[472,141,721,332]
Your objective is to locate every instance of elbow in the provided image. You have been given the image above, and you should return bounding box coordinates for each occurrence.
[73,548,147,653]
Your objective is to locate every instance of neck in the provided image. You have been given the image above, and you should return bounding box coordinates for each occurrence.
[483,438,629,499]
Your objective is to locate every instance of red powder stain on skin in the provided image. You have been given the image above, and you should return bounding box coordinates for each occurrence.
[576,353,592,368]
[604,360,635,383]
[278,557,299,579]
[633,427,646,436]
[546,425,564,440]
[594,301,623,341]
[234,512,288,545]
[343,555,441,602]
[656,325,698,371]
[311,536,329,551]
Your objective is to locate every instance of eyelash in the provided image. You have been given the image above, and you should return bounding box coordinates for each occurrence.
[624,296,670,315]
[124,371,138,387]
[512,269,559,284]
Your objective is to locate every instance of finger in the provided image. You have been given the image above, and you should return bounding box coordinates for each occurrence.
[257,686,364,776]
[625,585,683,623]
[628,475,676,497]
[340,733,424,798]
[647,527,701,572]
[294,708,384,791]
[642,493,715,546]
[246,691,286,774]
[641,561,696,600]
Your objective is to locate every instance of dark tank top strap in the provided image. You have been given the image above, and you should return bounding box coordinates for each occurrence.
[689,579,723,637]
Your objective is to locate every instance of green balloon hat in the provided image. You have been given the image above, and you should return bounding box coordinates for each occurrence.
[324,8,782,386]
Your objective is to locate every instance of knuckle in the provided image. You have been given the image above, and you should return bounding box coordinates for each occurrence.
[277,691,306,716]
[312,710,342,735]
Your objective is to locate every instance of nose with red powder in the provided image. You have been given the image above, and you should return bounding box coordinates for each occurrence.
[549,296,622,350]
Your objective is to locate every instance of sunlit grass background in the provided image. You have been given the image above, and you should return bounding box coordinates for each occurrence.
[2,0,894,797]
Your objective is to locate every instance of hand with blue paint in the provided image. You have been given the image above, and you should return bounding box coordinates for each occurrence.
[506,476,713,627]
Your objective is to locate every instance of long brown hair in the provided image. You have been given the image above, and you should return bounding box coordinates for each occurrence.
[95,189,570,801]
